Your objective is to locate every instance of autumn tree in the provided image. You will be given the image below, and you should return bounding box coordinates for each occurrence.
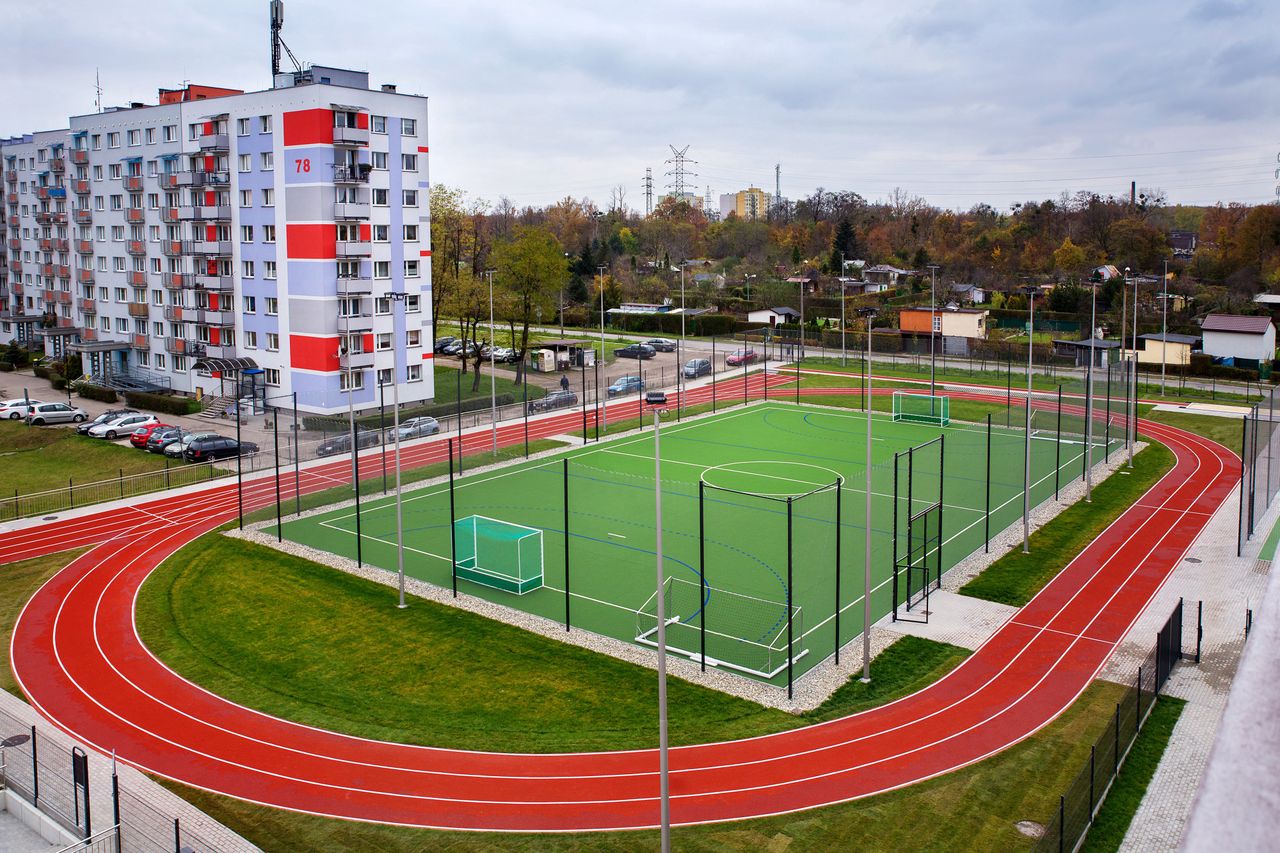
[492,227,569,380]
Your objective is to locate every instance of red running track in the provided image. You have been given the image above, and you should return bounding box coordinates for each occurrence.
[5,379,1237,831]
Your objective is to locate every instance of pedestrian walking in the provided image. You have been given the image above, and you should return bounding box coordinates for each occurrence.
[560,374,570,392]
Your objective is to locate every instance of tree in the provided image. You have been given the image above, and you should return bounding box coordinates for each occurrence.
[492,227,569,381]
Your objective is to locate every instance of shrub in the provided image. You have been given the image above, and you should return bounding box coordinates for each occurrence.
[124,391,200,416]
[50,376,68,391]
[33,364,51,380]
[76,383,118,404]
[0,362,12,372]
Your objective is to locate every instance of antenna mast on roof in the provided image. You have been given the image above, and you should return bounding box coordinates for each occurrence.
[270,1,302,78]
[94,69,102,113]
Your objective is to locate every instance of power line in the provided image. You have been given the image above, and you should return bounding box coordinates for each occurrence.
[664,145,697,199]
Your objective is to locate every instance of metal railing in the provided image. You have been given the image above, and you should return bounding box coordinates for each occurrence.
[0,459,234,522]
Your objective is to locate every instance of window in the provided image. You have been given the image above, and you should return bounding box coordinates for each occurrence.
[162,125,177,143]
[243,295,256,313]
[377,368,392,386]
[145,127,155,144]
[372,188,388,206]
[371,151,387,170]
[407,329,420,347]
[407,363,422,382]
[340,370,364,392]
[93,165,103,181]
[404,224,418,241]
[264,368,280,386]
[401,154,417,171]
[107,132,120,148]
[259,115,272,133]
[111,225,124,241]
[127,129,141,146]
[266,332,279,351]
[260,152,273,170]
[371,115,386,133]
[110,195,122,210]
[147,193,159,209]
[264,260,277,279]
[405,294,420,312]
[240,225,254,243]
[237,118,251,136]
[265,297,278,315]
[241,260,255,278]
[262,224,276,242]
[240,189,252,207]
[153,320,164,336]
[338,296,361,317]
[376,333,392,351]
[116,317,128,333]
[91,134,101,150]
[932,315,941,332]
[172,355,186,372]
[372,224,389,242]
[401,118,416,136]
[152,290,163,305]
[261,188,274,207]
[238,154,251,172]
[375,296,391,314]
[109,163,122,179]
[244,330,257,348]
[373,261,390,279]
[402,190,417,206]
[155,353,166,369]
[150,257,161,273]
[404,260,419,278]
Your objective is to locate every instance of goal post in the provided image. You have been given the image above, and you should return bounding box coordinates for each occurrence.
[452,515,544,594]
[892,390,950,426]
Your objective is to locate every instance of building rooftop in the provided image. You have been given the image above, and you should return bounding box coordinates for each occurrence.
[1139,333,1200,345]
[1201,314,1274,335]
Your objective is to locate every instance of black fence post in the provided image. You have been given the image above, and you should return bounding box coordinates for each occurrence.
[1058,795,1065,853]
[292,392,302,516]
[834,478,842,664]
[563,458,571,631]
[448,438,457,598]
[1239,415,1248,556]
[711,336,717,412]
[30,725,37,805]
[380,380,387,494]
[1114,703,1121,775]
[522,366,530,458]
[1055,384,1062,500]
[892,451,900,620]
[353,417,362,568]
[1196,600,1203,663]
[786,497,794,701]
[699,479,706,672]
[1105,363,1113,462]
[174,818,181,853]
[274,409,282,542]
[985,414,992,553]
[1088,743,1096,816]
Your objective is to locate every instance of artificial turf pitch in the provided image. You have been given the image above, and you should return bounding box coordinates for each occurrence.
[275,401,1120,690]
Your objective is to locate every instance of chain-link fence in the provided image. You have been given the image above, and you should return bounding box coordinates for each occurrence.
[1238,384,1280,555]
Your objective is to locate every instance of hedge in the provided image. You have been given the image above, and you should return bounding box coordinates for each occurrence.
[302,392,517,433]
[124,391,201,416]
[32,365,52,380]
[50,376,67,391]
[607,313,743,337]
[75,384,118,404]
[0,362,12,372]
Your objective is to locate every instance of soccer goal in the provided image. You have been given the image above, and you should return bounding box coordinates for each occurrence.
[892,390,950,426]
[635,577,807,679]
[452,515,544,594]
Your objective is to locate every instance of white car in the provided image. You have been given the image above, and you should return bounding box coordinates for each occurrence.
[87,413,159,440]
[0,398,43,419]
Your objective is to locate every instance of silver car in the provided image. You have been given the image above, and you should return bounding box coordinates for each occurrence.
[0,398,43,419]
[24,402,89,425]
[394,416,440,440]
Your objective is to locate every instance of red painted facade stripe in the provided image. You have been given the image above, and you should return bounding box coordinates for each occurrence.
[202,120,214,135]
[204,224,217,241]
[421,352,434,360]
[417,146,429,153]
[356,112,369,130]
[361,333,374,354]
[202,155,215,172]
[285,223,338,259]
[282,109,335,147]
[419,250,432,257]
[358,223,371,242]
[289,334,341,372]
[203,189,216,206]
[209,327,221,346]
[208,292,221,311]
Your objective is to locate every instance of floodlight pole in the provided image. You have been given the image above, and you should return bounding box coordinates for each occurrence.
[1128,269,1138,468]
[1021,285,1037,554]
[928,264,940,397]
[387,291,409,608]
[1085,282,1097,503]
[1161,259,1169,398]
[651,401,671,853]
[859,307,878,683]
[486,269,498,456]
[598,264,608,433]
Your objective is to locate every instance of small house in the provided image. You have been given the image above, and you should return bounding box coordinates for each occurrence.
[1133,333,1199,366]
[1054,338,1121,368]
[898,306,988,340]
[748,307,801,327]
[1200,314,1275,374]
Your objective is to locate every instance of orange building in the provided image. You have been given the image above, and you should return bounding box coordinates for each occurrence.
[898,307,989,339]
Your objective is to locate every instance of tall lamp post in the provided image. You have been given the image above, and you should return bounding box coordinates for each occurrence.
[384,290,410,607]
[1127,267,1138,468]
[647,390,672,853]
[1085,280,1098,503]
[927,264,940,396]
[485,269,498,456]
[1161,259,1169,397]
[858,306,878,683]
[597,264,608,433]
[341,278,358,492]
[1020,285,1038,553]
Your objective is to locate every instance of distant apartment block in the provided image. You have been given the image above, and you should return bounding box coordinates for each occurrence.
[718,187,770,221]
[0,65,433,415]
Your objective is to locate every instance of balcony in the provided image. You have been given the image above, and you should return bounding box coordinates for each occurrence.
[56,290,72,304]
[42,289,54,303]
[332,126,371,146]
[72,179,90,195]
[81,328,97,341]
[7,238,19,251]
[56,317,73,329]
[77,297,95,314]
[39,264,53,277]
[332,164,371,184]
[7,215,18,228]
[194,273,233,291]
[160,170,231,189]
[4,171,15,184]
[165,338,206,356]
[77,240,94,254]
[341,312,375,333]
[127,271,147,286]
[163,272,192,289]
[77,269,93,284]
[160,207,181,223]
[9,262,20,275]
[74,209,92,225]
[49,158,65,173]
[333,202,370,220]
[337,274,374,294]
[34,211,51,224]
[71,150,88,166]
[163,304,189,321]
[197,307,234,327]
[196,205,232,221]
[342,349,376,369]
[126,302,150,318]
[161,240,190,257]
[125,208,145,224]
[36,187,51,201]
[133,334,149,350]
[126,240,146,255]
[198,133,229,152]
[39,238,53,251]
[52,238,68,252]
[336,240,372,257]
[123,175,144,192]
[55,265,69,279]
[191,240,232,257]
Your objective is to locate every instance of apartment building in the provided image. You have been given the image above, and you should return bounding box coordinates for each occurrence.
[0,65,433,415]
[717,187,770,221]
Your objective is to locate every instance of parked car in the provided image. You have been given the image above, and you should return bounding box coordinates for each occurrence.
[644,338,677,352]
[613,343,656,360]
[166,431,219,458]
[88,413,159,440]
[77,409,137,435]
[24,402,88,425]
[146,427,188,454]
[394,416,441,440]
[315,430,383,457]
[433,336,458,354]
[129,422,175,449]
[726,348,759,367]
[684,358,712,378]
[528,390,578,414]
[489,346,519,364]
[184,436,259,463]
[607,376,645,397]
[0,398,43,420]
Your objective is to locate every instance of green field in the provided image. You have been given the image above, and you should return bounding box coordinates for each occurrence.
[0,420,180,497]
[277,401,1123,690]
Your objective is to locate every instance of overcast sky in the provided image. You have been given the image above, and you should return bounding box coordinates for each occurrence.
[6,0,1278,212]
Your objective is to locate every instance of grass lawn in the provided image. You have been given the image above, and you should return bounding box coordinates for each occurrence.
[1140,408,1245,455]
[0,420,175,496]
[0,548,86,696]
[1081,696,1186,853]
[961,444,1173,607]
[431,362,545,402]
[136,531,969,753]
[433,321,648,367]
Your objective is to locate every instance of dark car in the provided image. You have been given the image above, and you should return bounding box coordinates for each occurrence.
[146,426,188,454]
[644,338,677,352]
[726,348,758,367]
[433,335,458,354]
[76,408,137,436]
[129,422,175,449]
[607,376,645,397]
[315,430,383,457]
[613,344,656,360]
[684,358,712,378]
[528,390,578,414]
[184,436,258,463]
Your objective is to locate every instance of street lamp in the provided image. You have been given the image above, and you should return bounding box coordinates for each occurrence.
[858,306,878,683]
[485,269,498,456]
[383,290,411,608]
[1020,285,1038,553]
[646,389,673,853]
[927,264,940,397]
